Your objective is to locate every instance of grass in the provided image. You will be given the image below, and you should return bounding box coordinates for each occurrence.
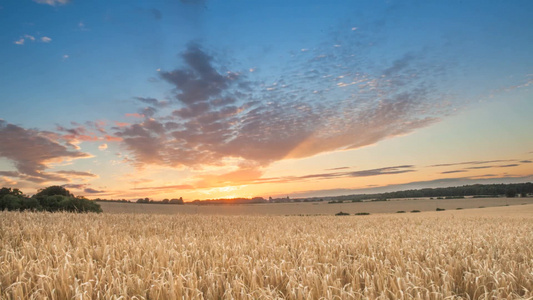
[1,210,532,299]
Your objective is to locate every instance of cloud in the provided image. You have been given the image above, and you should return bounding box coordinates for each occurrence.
[441,170,467,174]
[105,135,122,142]
[0,121,91,183]
[348,165,415,177]
[498,164,519,168]
[84,188,105,194]
[125,113,144,118]
[62,184,86,189]
[14,39,24,45]
[0,171,20,177]
[325,166,350,171]
[41,37,52,43]
[466,164,519,170]
[159,44,237,105]
[116,41,451,176]
[430,159,515,167]
[180,0,206,5]
[98,143,108,150]
[135,97,169,108]
[33,0,70,6]
[382,53,415,76]
[24,35,35,41]
[55,170,97,177]
[132,184,194,191]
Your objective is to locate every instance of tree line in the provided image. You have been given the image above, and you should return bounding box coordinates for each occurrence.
[0,186,102,213]
[324,182,532,202]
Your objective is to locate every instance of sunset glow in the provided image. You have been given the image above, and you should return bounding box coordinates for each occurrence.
[0,0,531,201]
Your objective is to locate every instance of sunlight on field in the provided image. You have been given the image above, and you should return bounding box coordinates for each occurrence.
[97,197,533,215]
[1,207,532,299]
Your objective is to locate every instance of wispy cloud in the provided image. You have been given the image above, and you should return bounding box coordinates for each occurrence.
[55,170,97,177]
[13,34,52,45]
[33,0,70,6]
[132,184,194,191]
[430,159,515,167]
[441,170,467,174]
[325,166,351,171]
[84,188,105,194]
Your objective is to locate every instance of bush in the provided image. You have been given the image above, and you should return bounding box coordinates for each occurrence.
[21,197,40,210]
[436,208,445,211]
[411,210,421,213]
[1,194,22,211]
[58,196,103,213]
[354,212,370,215]
[335,211,350,216]
[396,211,406,213]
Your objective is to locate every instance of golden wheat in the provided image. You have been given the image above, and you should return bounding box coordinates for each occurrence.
[1,210,532,299]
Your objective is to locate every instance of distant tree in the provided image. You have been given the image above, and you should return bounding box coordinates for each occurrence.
[162,199,169,204]
[169,197,184,204]
[505,188,517,198]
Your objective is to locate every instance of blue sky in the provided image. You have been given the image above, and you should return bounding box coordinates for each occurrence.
[0,0,532,199]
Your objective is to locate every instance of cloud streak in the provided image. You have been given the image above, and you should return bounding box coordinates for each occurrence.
[33,0,70,6]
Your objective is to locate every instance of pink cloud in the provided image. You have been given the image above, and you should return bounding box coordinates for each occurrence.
[115,122,131,127]
[125,113,144,118]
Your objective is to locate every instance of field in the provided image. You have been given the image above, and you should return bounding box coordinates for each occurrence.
[1,205,532,299]
[97,197,533,215]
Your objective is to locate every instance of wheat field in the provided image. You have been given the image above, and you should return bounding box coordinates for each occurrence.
[1,207,532,299]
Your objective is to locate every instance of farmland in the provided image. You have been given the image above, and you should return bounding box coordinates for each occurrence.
[1,205,532,299]
[97,197,533,215]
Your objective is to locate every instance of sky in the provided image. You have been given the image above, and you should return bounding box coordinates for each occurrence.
[0,0,532,201]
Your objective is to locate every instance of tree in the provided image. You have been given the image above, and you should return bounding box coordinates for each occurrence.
[35,186,72,198]
[505,188,517,198]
